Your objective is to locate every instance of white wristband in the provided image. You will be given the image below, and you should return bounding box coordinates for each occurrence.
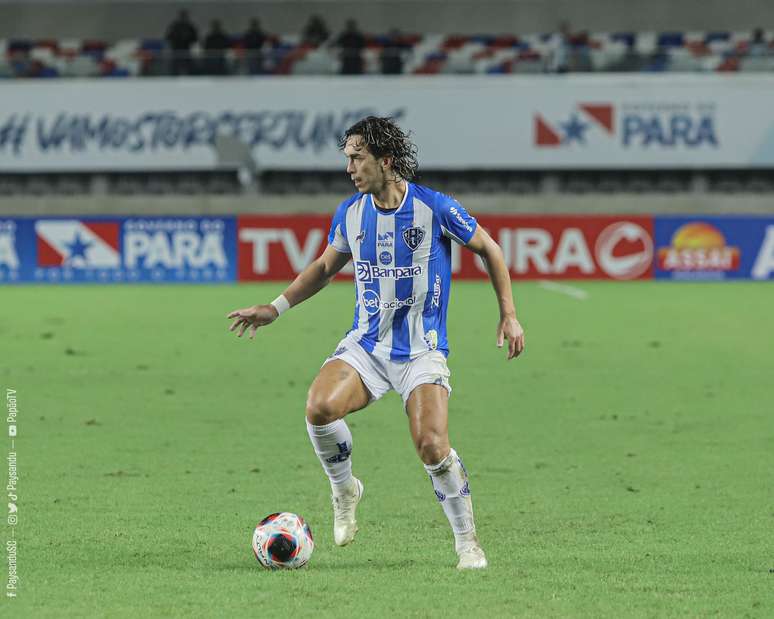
[270,294,290,316]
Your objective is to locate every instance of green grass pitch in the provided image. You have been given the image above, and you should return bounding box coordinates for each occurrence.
[2,281,773,618]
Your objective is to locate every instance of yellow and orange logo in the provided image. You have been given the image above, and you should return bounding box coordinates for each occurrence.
[658,222,739,271]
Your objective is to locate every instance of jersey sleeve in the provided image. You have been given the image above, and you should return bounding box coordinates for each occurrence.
[436,194,478,245]
[327,200,351,253]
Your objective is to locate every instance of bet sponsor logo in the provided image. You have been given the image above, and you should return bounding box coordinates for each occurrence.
[658,222,739,273]
[379,251,391,265]
[360,290,417,315]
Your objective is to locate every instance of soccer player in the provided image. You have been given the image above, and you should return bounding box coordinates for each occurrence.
[227,117,524,570]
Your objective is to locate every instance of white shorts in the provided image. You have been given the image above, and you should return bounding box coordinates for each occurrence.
[323,334,452,407]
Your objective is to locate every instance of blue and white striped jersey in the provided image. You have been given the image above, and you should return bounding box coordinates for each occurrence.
[328,182,477,361]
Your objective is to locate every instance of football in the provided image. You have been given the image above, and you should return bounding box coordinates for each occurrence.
[251,512,314,570]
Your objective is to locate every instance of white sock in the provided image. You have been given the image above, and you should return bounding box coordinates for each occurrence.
[424,448,477,551]
[306,419,354,494]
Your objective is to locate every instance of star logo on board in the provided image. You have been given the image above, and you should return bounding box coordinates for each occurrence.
[534,103,614,147]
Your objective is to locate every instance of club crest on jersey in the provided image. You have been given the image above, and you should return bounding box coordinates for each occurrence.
[402,226,425,251]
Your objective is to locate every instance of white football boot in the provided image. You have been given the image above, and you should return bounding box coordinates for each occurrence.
[456,538,488,570]
[332,477,363,546]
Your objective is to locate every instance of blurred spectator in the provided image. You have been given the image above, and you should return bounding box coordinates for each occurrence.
[243,18,267,74]
[748,28,769,57]
[302,15,330,46]
[642,46,670,72]
[608,40,643,72]
[165,9,199,75]
[380,29,407,74]
[335,19,366,75]
[203,20,231,75]
[569,31,593,72]
[547,21,572,73]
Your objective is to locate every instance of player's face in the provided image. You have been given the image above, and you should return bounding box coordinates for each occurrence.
[344,136,388,193]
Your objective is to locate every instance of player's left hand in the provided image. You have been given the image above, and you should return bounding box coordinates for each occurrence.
[497,315,525,360]
[226,304,278,340]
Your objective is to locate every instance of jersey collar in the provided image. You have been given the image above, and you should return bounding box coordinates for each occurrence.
[370,182,411,216]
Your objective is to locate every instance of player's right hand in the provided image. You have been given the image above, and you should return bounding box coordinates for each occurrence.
[226,304,279,340]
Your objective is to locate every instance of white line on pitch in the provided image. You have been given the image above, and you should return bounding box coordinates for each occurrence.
[538,280,590,300]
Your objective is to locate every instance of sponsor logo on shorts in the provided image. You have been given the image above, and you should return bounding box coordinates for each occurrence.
[355,260,423,283]
[360,290,418,315]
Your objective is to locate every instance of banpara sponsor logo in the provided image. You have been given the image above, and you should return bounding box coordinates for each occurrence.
[355,260,422,283]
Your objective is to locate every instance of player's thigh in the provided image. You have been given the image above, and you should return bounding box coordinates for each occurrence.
[405,384,450,464]
[306,359,371,424]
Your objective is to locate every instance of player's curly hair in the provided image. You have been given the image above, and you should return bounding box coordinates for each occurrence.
[339,116,419,181]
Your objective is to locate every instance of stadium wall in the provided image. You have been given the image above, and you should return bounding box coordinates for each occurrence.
[2,194,774,217]
[2,0,772,40]
[2,213,773,283]
[3,75,774,172]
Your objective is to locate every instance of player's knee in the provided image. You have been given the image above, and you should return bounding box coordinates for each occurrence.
[305,391,345,425]
[415,433,449,466]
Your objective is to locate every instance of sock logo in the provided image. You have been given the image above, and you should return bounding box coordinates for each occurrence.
[325,441,351,464]
[459,481,470,497]
[434,489,446,502]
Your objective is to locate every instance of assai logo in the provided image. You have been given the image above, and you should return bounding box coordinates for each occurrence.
[658,222,739,273]
[355,260,422,283]
[535,102,718,149]
[35,220,120,268]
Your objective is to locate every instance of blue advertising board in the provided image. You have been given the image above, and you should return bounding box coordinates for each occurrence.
[654,216,774,280]
[0,216,237,283]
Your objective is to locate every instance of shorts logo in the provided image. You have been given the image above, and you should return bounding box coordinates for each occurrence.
[379,251,391,265]
[360,290,417,315]
[355,260,423,283]
[402,226,425,251]
[332,345,347,357]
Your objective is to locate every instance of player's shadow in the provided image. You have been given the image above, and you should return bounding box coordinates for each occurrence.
[220,558,416,571]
